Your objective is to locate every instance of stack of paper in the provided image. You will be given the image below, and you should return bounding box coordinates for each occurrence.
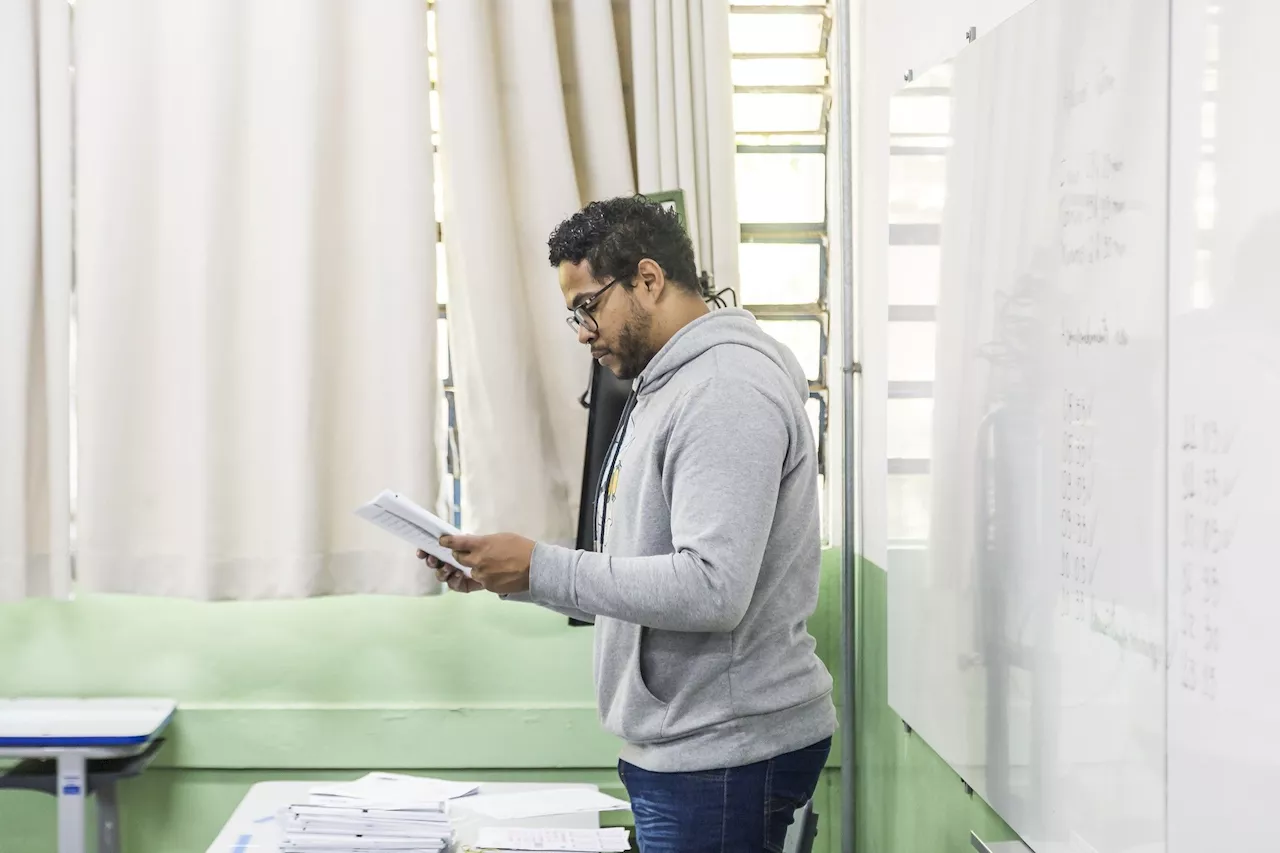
[277,803,452,852]
[472,827,631,852]
[275,773,479,852]
[460,788,630,821]
[310,772,479,808]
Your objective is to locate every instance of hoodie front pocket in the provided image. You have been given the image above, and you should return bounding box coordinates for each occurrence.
[635,627,670,712]
[602,625,670,744]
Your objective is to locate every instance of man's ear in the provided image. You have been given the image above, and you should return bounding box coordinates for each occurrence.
[636,258,666,299]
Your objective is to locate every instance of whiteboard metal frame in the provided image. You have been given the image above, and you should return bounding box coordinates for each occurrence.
[972,832,1034,853]
[833,0,859,849]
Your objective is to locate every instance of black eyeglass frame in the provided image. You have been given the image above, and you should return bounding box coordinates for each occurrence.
[565,276,626,334]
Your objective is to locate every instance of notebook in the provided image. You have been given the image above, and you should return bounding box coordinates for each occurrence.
[355,489,470,576]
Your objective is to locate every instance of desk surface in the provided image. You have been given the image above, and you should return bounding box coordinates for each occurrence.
[206,780,607,853]
[0,698,176,750]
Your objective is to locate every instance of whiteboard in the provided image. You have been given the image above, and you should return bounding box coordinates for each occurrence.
[1167,0,1280,849]
[886,1,1170,851]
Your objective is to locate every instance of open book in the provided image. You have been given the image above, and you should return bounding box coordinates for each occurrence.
[355,490,470,577]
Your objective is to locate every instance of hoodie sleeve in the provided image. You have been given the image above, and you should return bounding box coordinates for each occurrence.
[528,379,789,633]
[499,591,595,624]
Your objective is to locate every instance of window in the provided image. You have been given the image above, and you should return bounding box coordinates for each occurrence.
[729,3,833,537]
[431,4,836,532]
[426,4,462,527]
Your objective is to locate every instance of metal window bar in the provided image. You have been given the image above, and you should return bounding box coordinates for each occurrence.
[731,52,827,60]
[740,223,826,240]
[735,85,826,95]
[890,146,951,157]
[729,4,829,12]
[747,304,826,317]
[438,302,462,527]
[736,144,827,155]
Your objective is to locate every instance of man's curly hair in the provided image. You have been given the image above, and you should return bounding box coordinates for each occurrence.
[546,196,699,294]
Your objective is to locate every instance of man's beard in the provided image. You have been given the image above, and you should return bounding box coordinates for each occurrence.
[610,308,655,381]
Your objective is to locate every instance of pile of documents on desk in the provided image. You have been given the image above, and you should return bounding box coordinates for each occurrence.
[275,772,478,852]
[459,788,632,852]
[469,826,631,852]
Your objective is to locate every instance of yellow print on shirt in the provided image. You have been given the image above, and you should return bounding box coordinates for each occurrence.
[601,414,639,547]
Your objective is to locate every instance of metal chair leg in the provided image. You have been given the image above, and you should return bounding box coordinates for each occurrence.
[96,782,120,853]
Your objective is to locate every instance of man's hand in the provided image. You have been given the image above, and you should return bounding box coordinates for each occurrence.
[440,533,535,595]
[416,550,484,593]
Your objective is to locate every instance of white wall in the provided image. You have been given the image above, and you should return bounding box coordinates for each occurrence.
[856,0,1035,568]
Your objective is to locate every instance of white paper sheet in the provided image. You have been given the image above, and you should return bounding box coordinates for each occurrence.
[460,789,630,821]
[309,772,478,809]
[473,826,631,851]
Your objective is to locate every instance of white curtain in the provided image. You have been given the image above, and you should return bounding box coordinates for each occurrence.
[435,0,634,543]
[73,0,442,599]
[631,0,740,292]
[0,0,72,601]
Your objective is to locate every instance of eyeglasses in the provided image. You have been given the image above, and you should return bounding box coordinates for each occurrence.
[565,277,623,334]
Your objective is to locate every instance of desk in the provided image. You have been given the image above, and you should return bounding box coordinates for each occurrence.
[0,698,176,853]
[207,780,605,852]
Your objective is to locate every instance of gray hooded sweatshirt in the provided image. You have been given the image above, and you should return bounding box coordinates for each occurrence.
[525,307,837,773]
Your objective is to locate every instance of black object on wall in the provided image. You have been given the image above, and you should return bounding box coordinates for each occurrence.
[568,360,633,626]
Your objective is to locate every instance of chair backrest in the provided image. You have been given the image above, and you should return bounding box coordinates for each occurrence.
[783,799,819,853]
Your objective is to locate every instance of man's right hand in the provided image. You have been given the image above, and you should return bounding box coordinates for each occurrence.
[417,549,485,593]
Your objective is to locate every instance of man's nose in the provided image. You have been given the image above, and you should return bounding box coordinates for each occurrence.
[577,324,595,346]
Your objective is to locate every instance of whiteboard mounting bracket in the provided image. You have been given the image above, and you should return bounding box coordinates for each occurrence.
[970,832,1033,853]
[967,26,978,42]
[904,69,914,82]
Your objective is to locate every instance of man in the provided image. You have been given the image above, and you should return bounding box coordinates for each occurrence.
[420,196,835,852]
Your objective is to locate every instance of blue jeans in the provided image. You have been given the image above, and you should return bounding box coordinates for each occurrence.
[618,737,831,853]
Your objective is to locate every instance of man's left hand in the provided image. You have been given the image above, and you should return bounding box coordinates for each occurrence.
[440,532,535,595]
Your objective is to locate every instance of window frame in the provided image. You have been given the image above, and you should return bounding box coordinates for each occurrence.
[731,3,834,537]
[427,4,462,528]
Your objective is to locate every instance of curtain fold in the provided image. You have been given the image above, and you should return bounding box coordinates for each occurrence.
[435,0,633,543]
[630,0,739,292]
[0,0,71,601]
[73,0,442,599]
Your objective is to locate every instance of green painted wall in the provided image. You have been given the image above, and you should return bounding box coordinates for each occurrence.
[0,552,844,853]
[854,557,1018,853]
[0,551,1028,853]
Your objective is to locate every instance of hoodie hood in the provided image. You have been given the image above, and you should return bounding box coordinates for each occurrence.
[636,308,810,403]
